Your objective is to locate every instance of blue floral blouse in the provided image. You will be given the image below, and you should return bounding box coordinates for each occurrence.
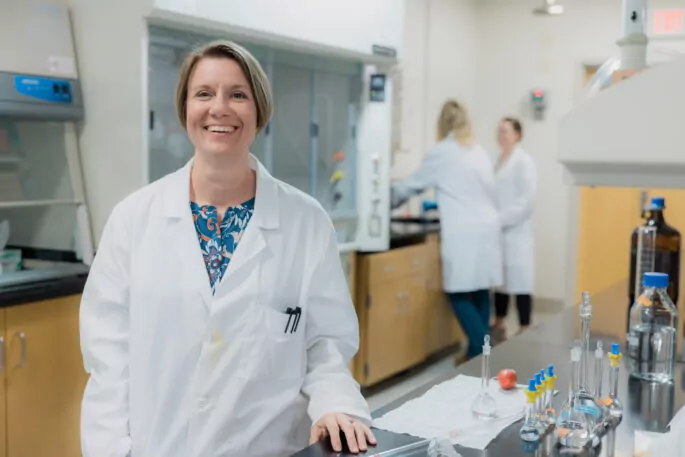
[190,198,255,294]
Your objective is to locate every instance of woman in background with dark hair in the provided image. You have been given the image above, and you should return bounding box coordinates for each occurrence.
[492,117,537,338]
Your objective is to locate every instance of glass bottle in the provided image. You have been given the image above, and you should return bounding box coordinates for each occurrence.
[604,343,623,427]
[520,379,541,442]
[628,196,681,331]
[628,272,678,383]
[471,335,497,418]
[555,341,591,449]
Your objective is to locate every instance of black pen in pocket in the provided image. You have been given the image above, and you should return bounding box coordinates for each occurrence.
[284,307,294,333]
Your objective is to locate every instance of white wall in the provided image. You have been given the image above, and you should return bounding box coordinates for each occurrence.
[151,0,404,60]
[68,0,152,245]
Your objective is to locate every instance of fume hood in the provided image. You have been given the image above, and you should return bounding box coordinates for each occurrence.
[0,2,92,289]
[0,3,84,121]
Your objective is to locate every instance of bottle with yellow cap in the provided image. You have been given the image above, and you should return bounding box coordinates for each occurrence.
[604,343,624,427]
[542,365,558,426]
[520,379,541,442]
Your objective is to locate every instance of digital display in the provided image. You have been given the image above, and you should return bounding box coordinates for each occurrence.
[369,74,386,102]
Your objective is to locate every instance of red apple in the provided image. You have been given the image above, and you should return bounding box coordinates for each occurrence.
[498,369,517,390]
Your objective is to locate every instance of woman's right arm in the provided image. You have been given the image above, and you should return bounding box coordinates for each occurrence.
[80,202,132,457]
[391,147,442,208]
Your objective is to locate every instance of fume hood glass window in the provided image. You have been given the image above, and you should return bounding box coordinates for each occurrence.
[270,64,312,194]
[314,70,358,220]
[0,120,74,203]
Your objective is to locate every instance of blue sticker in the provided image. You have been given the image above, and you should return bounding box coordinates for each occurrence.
[14,75,72,104]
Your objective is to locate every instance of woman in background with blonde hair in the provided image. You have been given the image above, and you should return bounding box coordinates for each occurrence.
[392,99,502,360]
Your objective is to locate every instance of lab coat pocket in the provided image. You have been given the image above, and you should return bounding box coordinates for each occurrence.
[255,305,306,380]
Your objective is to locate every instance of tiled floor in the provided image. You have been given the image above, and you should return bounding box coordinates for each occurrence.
[364,309,556,412]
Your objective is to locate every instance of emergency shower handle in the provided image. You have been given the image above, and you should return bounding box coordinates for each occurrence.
[14,332,26,368]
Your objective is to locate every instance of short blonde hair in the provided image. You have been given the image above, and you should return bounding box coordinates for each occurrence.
[175,40,273,134]
[436,99,473,144]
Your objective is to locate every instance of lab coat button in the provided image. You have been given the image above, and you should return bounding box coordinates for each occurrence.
[197,397,208,409]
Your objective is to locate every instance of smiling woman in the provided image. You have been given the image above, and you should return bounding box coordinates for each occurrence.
[79,40,375,457]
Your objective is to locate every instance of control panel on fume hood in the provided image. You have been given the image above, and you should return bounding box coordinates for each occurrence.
[368,154,382,237]
[14,75,72,104]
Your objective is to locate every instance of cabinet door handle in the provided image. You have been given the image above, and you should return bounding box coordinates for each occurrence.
[15,332,26,368]
[0,336,4,371]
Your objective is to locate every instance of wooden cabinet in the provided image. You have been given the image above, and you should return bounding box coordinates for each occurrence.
[0,309,6,457]
[1,295,86,457]
[354,236,464,387]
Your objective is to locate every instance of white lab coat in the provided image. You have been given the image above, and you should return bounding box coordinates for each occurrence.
[494,146,537,294]
[79,155,370,457]
[393,136,503,292]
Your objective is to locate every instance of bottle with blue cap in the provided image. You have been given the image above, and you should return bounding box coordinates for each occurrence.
[627,272,678,382]
[519,379,541,442]
[628,196,681,331]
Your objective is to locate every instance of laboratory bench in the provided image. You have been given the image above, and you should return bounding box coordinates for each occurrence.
[296,283,685,457]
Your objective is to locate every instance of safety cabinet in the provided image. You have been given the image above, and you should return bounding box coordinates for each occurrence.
[353,235,464,387]
[0,294,86,457]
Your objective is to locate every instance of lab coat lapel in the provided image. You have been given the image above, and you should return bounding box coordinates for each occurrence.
[215,155,280,293]
[162,160,214,307]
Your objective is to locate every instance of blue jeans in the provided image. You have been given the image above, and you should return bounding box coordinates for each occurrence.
[447,290,491,359]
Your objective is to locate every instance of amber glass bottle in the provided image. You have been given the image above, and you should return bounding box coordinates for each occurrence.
[627,197,681,331]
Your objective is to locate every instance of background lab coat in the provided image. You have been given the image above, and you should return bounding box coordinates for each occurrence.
[393,136,503,292]
[80,156,370,457]
[495,146,537,294]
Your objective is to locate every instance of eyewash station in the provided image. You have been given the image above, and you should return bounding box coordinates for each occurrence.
[297,0,685,455]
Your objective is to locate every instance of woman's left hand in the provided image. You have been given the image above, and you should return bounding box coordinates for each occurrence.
[309,412,377,454]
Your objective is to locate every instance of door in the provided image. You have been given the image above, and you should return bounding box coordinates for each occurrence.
[5,295,88,457]
[0,309,6,457]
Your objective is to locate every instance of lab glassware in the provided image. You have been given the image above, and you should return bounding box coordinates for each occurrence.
[555,341,591,449]
[575,292,603,438]
[520,379,541,442]
[426,437,462,457]
[534,372,547,435]
[604,343,624,427]
[471,335,497,419]
[591,341,610,443]
[628,272,678,383]
[628,196,681,332]
[542,365,557,426]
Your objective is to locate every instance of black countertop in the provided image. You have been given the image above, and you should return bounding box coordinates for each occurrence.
[293,282,685,457]
[390,217,440,249]
[0,263,88,308]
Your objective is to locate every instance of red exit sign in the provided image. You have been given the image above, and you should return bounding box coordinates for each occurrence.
[654,9,684,34]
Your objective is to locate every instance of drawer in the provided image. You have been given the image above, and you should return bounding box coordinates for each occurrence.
[368,244,429,284]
